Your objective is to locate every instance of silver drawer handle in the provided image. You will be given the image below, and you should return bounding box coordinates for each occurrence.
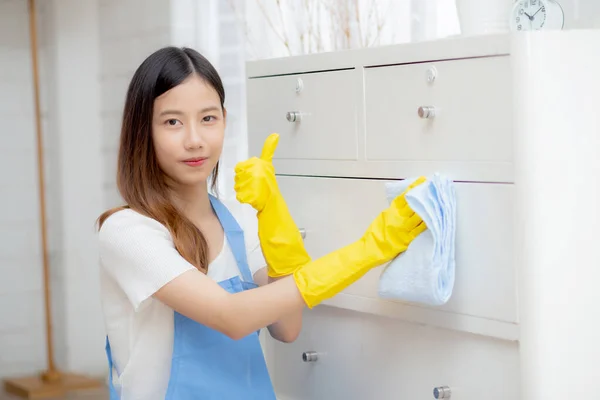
[426,66,437,83]
[286,111,301,122]
[302,351,318,362]
[299,228,306,239]
[295,78,304,93]
[433,386,451,399]
[418,106,436,119]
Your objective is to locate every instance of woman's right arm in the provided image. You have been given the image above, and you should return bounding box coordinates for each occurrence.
[98,210,305,341]
[154,270,304,340]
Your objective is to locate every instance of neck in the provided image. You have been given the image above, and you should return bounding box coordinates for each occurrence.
[170,182,213,222]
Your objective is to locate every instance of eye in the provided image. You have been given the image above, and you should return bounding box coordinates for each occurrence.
[165,119,182,126]
[203,115,217,122]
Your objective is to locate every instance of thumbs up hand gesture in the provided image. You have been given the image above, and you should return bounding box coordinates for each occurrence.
[234,133,311,277]
[234,133,280,212]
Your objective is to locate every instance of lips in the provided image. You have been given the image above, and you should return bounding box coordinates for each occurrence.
[182,157,207,167]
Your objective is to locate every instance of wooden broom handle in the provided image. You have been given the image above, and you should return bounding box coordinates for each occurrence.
[28,0,59,381]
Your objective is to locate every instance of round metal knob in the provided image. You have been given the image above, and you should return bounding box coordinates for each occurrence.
[302,351,318,362]
[433,386,451,399]
[426,66,438,83]
[418,106,436,119]
[295,78,304,93]
[286,111,301,122]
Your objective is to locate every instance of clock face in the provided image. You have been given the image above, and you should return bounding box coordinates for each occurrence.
[510,0,564,31]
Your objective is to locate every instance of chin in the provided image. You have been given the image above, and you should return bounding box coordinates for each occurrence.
[164,170,209,189]
[179,173,211,187]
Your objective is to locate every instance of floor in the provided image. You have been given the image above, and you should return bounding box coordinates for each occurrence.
[0,388,109,400]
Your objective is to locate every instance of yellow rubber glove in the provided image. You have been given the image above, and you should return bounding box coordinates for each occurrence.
[234,133,311,278]
[293,177,427,308]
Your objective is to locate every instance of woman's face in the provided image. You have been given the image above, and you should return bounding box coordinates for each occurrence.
[152,74,225,188]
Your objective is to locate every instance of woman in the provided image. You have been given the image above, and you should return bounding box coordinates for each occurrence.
[97,46,426,400]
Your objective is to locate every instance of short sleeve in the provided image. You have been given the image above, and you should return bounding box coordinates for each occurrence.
[98,209,195,310]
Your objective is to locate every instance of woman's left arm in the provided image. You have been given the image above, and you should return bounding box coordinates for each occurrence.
[254,267,302,343]
[236,133,305,343]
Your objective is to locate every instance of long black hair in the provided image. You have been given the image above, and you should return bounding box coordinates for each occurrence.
[98,47,226,274]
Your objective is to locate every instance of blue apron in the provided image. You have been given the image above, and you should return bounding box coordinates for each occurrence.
[105,195,277,399]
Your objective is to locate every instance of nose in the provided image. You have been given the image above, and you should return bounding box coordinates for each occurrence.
[184,124,206,150]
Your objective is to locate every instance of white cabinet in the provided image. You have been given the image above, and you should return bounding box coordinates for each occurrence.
[246,34,521,400]
[247,37,519,341]
[247,53,514,183]
[247,31,600,400]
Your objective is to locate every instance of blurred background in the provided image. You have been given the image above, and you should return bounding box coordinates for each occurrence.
[0,0,459,385]
[1,0,598,396]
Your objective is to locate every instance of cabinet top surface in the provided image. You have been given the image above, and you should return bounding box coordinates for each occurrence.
[245,33,512,78]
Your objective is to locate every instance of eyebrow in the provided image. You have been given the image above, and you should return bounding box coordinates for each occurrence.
[158,106,221,117]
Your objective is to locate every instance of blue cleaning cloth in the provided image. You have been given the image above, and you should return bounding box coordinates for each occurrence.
[378,173,457,306]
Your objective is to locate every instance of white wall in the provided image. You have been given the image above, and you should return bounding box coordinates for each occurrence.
[0,0,107,378]
[552,0,600,29]
[48,0,106,375]
[0,0,47,378]
[99,0,172,209]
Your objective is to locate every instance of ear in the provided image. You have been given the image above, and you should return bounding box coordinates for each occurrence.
[222,107,227,128]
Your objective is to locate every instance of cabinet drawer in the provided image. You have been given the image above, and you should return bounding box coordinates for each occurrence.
[266,306,520,400]
[246,69,358,161]
[364,56,512,163]
[277,176,517,326]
